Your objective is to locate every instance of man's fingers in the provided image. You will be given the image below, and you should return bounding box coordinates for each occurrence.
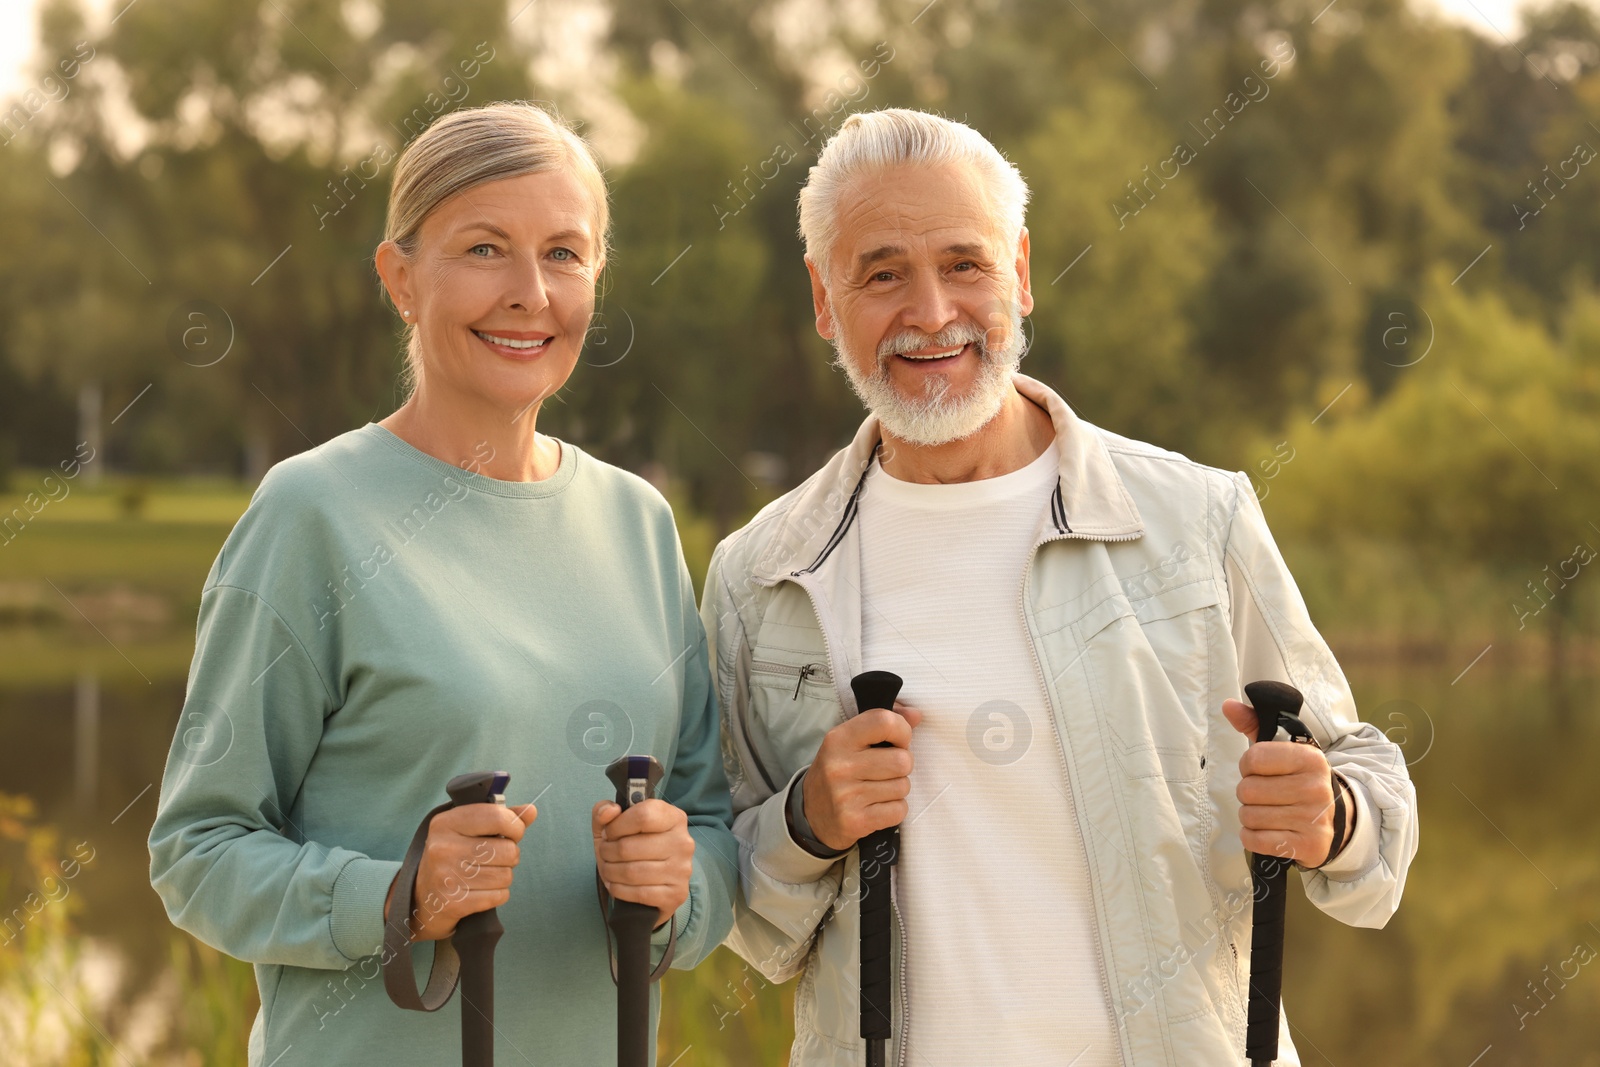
[1239,803,1329,832]
[1221,698,1258,738]
[860,799,910,833]
[892,700,924,729]
[856,745,914,782]
[1240,741,1328,778]
[1236,772,1330,807]
[1240,829,1304,860]
[850,707,915,749]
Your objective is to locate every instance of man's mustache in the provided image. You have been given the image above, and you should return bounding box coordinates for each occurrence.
[875,322,991,362]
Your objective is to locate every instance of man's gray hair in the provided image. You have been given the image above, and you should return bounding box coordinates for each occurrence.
[797,109,1031,281]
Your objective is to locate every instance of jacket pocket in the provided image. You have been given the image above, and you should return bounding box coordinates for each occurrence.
[747,648,842,770]
[751,658,835,700]
[1069,581,1220,783]
[1130,579,1223,782]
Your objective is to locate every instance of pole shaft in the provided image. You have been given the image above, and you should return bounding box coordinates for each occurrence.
[454,909,503,1067]
[612,900,657,1067]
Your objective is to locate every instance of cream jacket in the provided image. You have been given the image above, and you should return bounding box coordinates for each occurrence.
[700,374,1418,1066]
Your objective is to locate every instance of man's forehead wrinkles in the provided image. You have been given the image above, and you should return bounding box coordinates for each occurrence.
[839,196,995,264]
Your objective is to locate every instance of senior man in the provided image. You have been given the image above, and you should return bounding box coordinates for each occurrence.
[701,109,1418,1066]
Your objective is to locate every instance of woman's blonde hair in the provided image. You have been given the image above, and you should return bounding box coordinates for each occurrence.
[381,101,610,394]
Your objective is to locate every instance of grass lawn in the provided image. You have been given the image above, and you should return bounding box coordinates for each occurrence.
[0,475,251,685]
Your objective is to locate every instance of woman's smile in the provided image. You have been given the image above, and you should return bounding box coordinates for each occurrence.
[472,327,555,360]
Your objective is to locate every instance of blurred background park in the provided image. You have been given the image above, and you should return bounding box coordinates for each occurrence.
[2,0,1599,1063]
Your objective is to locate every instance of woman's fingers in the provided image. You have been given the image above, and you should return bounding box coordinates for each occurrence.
[435,802,532,841]
[595,798,685,839]
[592,799,694,927]
[597,857,693,885]
[595,826,696,864]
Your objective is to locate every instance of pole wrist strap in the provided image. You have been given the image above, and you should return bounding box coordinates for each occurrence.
[383,800,464,1012]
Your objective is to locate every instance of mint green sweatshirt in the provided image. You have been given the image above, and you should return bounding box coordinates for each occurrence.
[148,424,737,1066]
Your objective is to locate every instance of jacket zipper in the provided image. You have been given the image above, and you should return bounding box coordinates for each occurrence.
[892,865,908,1067]
[1019,529,1137,1067]
[749,659,830,699]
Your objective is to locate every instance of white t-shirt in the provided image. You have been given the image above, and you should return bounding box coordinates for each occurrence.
[856,441,1120,1066]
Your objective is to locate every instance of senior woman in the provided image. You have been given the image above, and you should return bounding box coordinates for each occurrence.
[148,102,736,1066]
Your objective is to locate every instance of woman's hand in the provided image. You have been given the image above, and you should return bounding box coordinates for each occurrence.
[385,801,538,941]
[591,799,695,930]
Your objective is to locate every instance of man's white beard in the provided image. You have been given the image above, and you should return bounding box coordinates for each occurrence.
[830,299,1027,447]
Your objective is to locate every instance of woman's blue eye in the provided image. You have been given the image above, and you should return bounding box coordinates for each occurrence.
[469,244,494,256]
[551,248,574,261]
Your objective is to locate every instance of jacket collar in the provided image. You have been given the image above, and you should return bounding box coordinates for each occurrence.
[751,373,1144,582]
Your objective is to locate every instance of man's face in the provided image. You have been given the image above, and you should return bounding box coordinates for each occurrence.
[807,162,1034,446]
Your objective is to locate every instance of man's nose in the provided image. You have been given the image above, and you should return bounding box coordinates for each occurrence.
[898,268,959,337]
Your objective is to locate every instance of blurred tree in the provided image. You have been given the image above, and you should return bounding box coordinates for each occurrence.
[1269,269,1600,686]
[1017,80,1219,454]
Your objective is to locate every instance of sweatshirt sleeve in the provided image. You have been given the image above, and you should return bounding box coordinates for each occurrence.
[148,583,401,968]
[648,549,740,969]
[1222,470,1420,928]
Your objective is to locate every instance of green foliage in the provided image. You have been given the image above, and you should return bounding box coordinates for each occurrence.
[1266,270,1600,662]
[1017,80,1219,452]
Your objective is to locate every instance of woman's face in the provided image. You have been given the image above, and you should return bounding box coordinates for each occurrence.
[381,167,604,415]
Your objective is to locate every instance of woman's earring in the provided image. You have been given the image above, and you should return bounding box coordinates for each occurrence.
[403,309,413,319]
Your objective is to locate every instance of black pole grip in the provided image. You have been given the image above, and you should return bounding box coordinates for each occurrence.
[605,756,665,1067]
[1240,681,1306,1067]
[445,771,509,1067]
[849,672,904,1066]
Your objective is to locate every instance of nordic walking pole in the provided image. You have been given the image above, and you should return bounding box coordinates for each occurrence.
[1241,681,1312,1067]
[602,755,668,1067]
[382,770,510,1067]
[850,670,904,1067]
[445,771,510,1067]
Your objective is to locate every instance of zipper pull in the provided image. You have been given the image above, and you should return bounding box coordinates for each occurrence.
[793,663,819,699]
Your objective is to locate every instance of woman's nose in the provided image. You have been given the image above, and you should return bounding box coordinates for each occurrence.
[506,251,550,314]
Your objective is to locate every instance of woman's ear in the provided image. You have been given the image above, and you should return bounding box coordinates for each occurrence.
[374,240,413,316]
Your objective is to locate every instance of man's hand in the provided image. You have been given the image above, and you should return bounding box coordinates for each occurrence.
[1223,699,1348,866]
[802,702,923,853]
[592,799,696,930]
[385,801,538,941]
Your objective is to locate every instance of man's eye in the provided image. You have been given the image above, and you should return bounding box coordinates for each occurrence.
[952,261,974,272]
[872,271,895,282]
